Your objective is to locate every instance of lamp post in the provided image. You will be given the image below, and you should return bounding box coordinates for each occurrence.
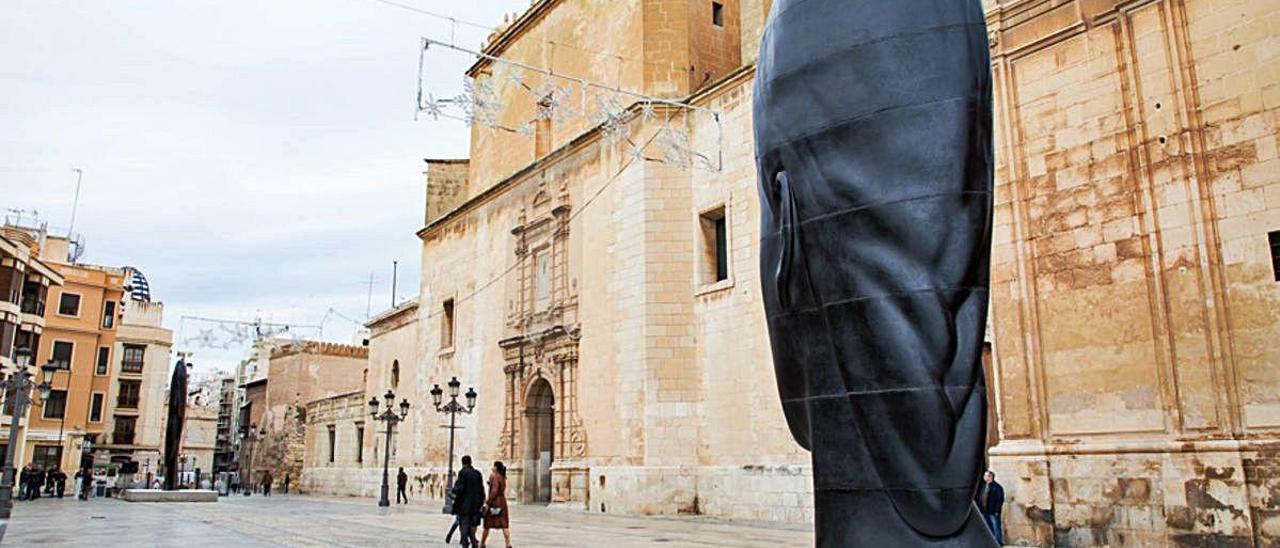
[429,377,476,514]
[369,390,409,508]
[40,361,67,478]
[0,347,54,520]
[239,424,261,496]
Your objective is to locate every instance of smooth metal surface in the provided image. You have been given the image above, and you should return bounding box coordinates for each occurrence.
[754,0,997,544]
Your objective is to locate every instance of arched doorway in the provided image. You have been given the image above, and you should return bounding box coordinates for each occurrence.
[523,378,554,503]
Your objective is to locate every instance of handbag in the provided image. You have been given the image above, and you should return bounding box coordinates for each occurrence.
[488,506,502,516]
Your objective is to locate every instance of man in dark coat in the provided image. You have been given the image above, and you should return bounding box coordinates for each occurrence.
[51,468,66,498]
[450,455,484,548]
[396,467,408,504]
[28,465,45,500]
[17,464,31,501]
[975,470,1006,544]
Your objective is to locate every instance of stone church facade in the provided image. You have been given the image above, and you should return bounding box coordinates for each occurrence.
[985,0,1280,545]
[298,0,1280,543]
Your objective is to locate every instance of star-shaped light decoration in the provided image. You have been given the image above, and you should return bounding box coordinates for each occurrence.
[657,125,692,169]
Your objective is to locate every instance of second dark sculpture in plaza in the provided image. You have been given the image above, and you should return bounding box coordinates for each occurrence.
[754,0,997,545]
[162,358,189,491]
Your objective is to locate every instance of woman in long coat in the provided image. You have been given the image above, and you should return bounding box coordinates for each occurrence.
[480,461,510,548]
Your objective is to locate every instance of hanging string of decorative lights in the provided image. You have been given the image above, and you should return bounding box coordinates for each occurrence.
[415,37,723,173]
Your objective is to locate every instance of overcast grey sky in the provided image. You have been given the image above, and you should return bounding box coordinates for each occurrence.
[1,0,527,374]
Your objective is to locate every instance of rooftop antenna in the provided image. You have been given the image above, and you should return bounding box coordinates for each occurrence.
[365,272,375,319]
[68,168,83,236]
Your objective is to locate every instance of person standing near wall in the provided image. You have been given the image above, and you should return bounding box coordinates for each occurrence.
[975,470,1005,544]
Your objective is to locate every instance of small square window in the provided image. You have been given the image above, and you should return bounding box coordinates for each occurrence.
[96,346,110,375]
[89,393,105,422]
[328,425,336,463]
[355,424,364,463]
[51,341,73,370]
[58,293,80,316]
[1270,231,1280,282]
[43,389,67,419]
[535,251,551,309]
[102,301,116,329]
[117,380,140,409]
[441,299,455,348]
[699,206,729,285]
[712,1,725,27]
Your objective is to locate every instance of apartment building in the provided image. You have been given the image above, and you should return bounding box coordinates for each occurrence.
[0,227,64,467]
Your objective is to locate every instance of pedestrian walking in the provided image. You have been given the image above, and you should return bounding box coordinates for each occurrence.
[52,468,67,498]
[77,467,93,500]
[230,475,240,494]
[396,467,408,504]
[72,468,84,499]
[480,461,511,548]
[262,471,273,496]
[975,470,1005,545]
[17,463,31,501]
[283,473,290,495]
[449,455,485,548]
[28,465,45,500]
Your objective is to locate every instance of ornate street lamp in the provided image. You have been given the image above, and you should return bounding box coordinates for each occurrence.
[239,424,259,496]
[0,347,54,519]
[370,389,410,508]
[39,361,67,473]
[430,376,476,513]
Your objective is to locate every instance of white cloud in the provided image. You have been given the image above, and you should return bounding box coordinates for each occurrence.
[1,0,527,373]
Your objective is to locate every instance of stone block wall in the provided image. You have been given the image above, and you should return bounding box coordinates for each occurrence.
[986,0,1280,544]
[991,443,1278,546]
[425,160,468,225]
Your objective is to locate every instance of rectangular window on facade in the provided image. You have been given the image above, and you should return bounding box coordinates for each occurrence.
[32,445,61,469]
[328,425,336,463]
[102,301,116,329]
[43,389,67,419]
[89,392,104,422]
[117,380,141,409]
[712,1,724,26]
[57,292,80,316]
[121,344,145,373]
[96,346,110,375]
[51,340,73,370]
[535,102,553,158]
[1270,230,1280,282]
[441,299,455,348]
[355,424,364,463]
[113,416,136,445]
[535,250,551,309]
[699,206,729,284]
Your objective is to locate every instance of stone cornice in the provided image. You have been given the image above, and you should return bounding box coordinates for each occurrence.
[466,0,563,78]
[269,340,369,360]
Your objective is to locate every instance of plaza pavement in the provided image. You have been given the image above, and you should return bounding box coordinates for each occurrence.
[3,492,813,547]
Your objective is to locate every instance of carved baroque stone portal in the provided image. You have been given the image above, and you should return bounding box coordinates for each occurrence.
[754,0,996,545]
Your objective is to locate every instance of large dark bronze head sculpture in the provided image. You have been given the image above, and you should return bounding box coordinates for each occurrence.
[754,0,996,545]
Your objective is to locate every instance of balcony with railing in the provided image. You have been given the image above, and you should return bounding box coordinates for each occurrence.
[19,279,46,317]
[120,344,145,374]
[116,380,141,409]
[0,266,21,307]
[112,417,136,445]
